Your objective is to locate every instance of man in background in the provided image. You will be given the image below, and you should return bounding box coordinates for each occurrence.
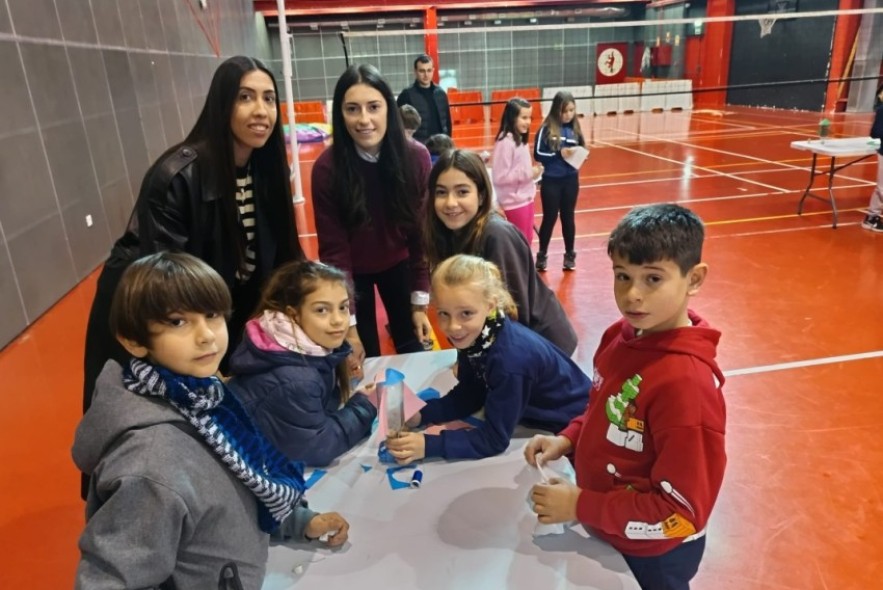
[397,54,452,144]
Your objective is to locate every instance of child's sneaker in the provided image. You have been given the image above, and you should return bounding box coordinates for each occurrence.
[536,251,548,272]
[563,251,576,271]
[862,214,883,232]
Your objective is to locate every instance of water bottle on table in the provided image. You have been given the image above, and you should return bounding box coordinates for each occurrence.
[818,118,830,144]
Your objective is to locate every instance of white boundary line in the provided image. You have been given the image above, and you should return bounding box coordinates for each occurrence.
[723,350,883,378]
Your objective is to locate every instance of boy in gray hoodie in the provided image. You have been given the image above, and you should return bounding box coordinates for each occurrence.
[74,252,349,589]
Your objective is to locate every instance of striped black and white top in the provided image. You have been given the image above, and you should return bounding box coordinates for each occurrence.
[235,165,257,283]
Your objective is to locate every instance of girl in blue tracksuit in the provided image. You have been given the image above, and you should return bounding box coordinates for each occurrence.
[229,260,377,466]
[862,83,883,232]
[534,91,586,271]
[385,255,591,463]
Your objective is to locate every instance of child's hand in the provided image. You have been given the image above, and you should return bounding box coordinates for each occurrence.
[347,354,364,381]
[532,164,544,179]
[530,479,580,524]
[412,309,432,345]
[523,435,572,467]
[385,432,425,465]
[305,512,350,547]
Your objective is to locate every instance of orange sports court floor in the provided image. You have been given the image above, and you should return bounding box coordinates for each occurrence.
[1,106,881,589]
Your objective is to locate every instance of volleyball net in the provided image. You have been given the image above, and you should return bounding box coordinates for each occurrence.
[274,5,883,115]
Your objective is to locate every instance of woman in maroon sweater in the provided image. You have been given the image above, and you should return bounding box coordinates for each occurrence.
[312,64,433,362]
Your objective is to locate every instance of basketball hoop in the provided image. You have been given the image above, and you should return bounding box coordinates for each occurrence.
[759,17,776,38]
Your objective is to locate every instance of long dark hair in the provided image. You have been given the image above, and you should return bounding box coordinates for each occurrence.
[179,56,299,274]
[424,149,496,267]
[540,91,585,151]
[495,97,531,146]
[330,64,418,230]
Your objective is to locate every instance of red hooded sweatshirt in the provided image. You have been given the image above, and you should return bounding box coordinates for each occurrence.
[560,310,726,557]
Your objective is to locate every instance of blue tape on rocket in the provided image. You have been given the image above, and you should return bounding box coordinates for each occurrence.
[416,387,440,401]
[377,441,397,464]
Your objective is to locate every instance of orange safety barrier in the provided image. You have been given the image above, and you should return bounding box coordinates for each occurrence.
[490,88,541,122]
[280,101,327,125]
[448,89,485,125]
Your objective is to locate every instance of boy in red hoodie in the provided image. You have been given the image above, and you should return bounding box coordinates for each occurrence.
[524,203,726,590]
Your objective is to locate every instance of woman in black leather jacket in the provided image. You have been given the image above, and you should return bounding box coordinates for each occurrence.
[82,56,303,416]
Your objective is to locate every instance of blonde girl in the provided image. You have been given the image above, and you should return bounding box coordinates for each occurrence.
[229,260,377,466]
[425,149,577,355]
[385,255,590,463]
[534,91,586,271]
[492,97,543,245]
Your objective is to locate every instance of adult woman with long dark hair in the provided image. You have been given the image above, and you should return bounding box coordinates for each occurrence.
[312,64,433,361]
[83,56,303,415]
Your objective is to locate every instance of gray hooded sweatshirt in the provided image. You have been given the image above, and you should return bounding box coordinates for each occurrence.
[73,361,318,589]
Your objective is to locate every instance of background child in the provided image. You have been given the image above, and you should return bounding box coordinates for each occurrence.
[492,97,543,245]
[229,260,378,466]
[73,252,348,589]
[534,91,586,271]
[524,204,726,590]
[425,149,577,355]
[385,255,590,464]
[426,133,455,164]
[400,104,422,141]
[862,83,883,232]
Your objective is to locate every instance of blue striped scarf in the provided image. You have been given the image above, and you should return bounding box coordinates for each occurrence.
[122,358,306,533]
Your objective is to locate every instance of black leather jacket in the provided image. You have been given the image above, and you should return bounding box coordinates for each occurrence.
[396,82,452,143]
[82,145,299,412]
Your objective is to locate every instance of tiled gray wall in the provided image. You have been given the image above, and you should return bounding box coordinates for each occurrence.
[0,0,264,349]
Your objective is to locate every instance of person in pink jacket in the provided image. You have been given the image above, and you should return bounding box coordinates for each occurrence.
[491,98,543,246]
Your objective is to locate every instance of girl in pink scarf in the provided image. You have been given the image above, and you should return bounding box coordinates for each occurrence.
[228,260,378,466]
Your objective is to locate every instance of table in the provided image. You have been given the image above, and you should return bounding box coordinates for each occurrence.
[790,137,880,228]
[262,350,640,590]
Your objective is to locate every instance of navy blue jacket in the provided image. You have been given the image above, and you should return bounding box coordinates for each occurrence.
[534,122,584,179]
[420,319,591,459]
[228,337,376,467]
[871,104,883,155]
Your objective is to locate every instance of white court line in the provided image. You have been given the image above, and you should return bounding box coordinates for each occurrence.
[567,183,871,217]
[723,350,883,378]
[598,140,791,194]
[561,215,865,248]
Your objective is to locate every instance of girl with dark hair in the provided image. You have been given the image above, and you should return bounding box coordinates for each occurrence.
[861,83,883,232]
[83,56,303,416]
[492,97,543,246]
[534,91,586,271]
[425,149,577,355]
[312,64,433,362]
[228,260,378,466]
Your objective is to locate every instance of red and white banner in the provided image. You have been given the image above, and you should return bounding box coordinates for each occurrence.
[596,42,628,84]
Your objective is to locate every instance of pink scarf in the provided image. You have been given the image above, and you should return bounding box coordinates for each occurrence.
[249,310,332,357]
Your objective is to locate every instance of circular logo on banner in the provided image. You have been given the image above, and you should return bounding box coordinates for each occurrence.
[597,48,624,77]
